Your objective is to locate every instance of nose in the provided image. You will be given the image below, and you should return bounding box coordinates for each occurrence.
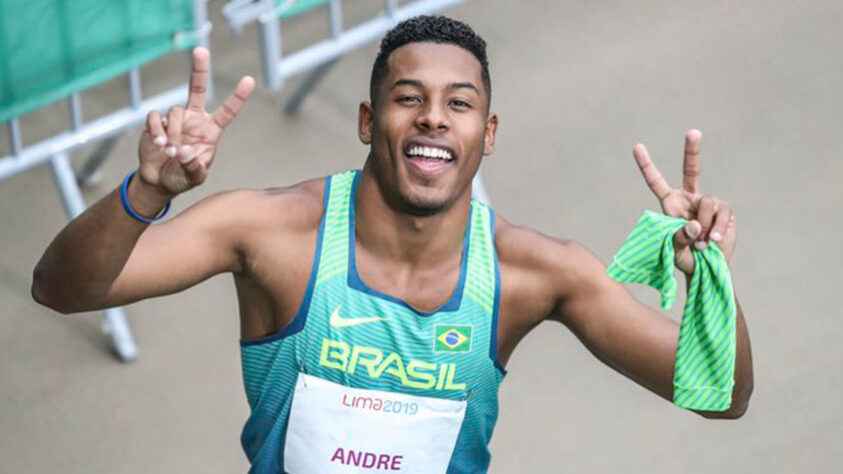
[415,99,449,132]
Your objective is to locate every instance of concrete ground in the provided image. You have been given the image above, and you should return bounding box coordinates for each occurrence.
[2,0,841,472]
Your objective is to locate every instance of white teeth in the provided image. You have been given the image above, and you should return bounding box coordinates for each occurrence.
[407,145,452,160]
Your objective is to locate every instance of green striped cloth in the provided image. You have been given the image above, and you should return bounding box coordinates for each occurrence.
[606,210,736,411]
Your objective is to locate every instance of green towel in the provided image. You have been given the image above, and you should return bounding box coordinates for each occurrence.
[606,210,736,411]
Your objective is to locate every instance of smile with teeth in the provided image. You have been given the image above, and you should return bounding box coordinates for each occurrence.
[406,146,454,161]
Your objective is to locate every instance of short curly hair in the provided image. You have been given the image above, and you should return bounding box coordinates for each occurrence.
[370,15,491,109]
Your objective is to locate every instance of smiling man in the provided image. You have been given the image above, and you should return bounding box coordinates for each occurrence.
[32,16,753,474]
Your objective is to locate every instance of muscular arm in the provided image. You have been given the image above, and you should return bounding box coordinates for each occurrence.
[499,130,754,419]
[32,179,253,313]
[32,47,265,314]
[498,224,753,419]
[32,178,326,318]
[554,240,752,418]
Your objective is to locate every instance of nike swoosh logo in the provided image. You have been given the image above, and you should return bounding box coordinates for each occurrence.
[329,307,388,328]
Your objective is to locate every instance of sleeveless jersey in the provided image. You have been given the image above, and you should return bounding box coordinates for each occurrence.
[239,170,505,473]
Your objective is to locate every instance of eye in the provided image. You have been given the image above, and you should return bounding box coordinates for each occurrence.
[397,96,422,105]
[449,98,472,109]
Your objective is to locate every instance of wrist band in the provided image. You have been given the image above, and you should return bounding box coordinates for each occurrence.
[120,170,172,224]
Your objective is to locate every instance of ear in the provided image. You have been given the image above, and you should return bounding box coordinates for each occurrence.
[483,113,498,156]
[358,101,374,145]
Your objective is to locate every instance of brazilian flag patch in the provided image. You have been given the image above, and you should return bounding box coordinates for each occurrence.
[434,325,473,353]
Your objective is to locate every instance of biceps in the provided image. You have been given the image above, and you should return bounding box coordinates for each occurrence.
[566,281,675,351]
[558,270,679,397]
[103,218,239,307]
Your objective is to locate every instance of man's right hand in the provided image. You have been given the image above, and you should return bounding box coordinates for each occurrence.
[138,47,255,197]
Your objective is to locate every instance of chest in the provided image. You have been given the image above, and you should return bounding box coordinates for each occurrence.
[291,278,492,396]
[239,243,466,336]
[238,280,503,473]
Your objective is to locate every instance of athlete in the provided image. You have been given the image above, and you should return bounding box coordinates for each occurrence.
[32,16,753,473]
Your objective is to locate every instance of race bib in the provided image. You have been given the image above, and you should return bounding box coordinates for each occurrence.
[284,373,467,473]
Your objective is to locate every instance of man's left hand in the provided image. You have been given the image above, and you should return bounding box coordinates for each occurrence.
[632,129,738,276]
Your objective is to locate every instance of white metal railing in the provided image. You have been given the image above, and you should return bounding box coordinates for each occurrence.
[0,0,213,362]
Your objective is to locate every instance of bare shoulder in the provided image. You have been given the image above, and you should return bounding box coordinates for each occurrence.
[172,176,326,240]
[249,177,325,232]
[494,214,605,284]
[207,177,324,230]
[494,214,607,326]
[147,176,326,278]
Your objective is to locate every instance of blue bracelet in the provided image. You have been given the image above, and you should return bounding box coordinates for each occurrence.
[120,170,172,224]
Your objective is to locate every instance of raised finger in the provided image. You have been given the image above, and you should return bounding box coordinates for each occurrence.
[683,129,702,194]
[187,47,210,111]
[694,196,717,250]
[707,204,732,244]
[146,111,167,146]
[633,143,672,200]
[212,76,255,129]
[166,107,185,158]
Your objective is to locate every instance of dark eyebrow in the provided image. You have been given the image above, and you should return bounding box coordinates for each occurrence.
[391,79,423,89]
[390,79,480,94]
[448,82,480,94]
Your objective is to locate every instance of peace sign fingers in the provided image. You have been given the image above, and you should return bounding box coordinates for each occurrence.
[212,75,255,129]
[137,47,254,196]
[633,143,672,201]
[682,129,702,194]
[629,129,738,273]
[187,47,211,111]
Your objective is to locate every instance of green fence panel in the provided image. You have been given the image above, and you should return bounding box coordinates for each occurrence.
[275,0,333,19]
[0,0,199,123]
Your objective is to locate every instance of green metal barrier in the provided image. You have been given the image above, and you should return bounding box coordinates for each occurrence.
[0,0,210,362]
[275,0,333,19]
[0,0,199,123]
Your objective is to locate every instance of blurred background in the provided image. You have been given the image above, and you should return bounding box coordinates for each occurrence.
[1,0,841,472]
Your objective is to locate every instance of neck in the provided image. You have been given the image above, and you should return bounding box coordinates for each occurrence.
[355,164,471,269]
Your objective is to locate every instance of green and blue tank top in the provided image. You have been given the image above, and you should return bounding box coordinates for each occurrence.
[239,170,506,473]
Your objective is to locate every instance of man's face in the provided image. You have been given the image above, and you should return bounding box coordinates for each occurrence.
[359,42,497,215]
